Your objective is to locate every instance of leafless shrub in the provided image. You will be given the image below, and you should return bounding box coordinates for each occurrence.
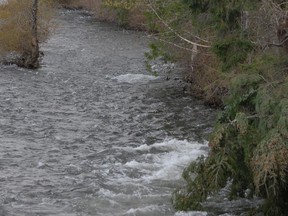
[248,0,288,51]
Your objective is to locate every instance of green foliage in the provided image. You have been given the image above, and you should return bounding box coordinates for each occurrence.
[235,112,249,134]
[212,37,254,71]
[144,42,174,75]
[115,7,129,26]
[206,150,234,190]
[145,43,173,62]
[209,123,228,148]
[175,50,288,215]
[143,0,198,65]
[174,152,233,211]
[182,0,259,32]
[145,0,192,34]
[182,0,209,13]
[145,0,256,74]
[142,0,288,214]
[173,156,208,210]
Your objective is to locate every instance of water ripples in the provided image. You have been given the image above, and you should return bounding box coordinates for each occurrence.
[0,10,216,216]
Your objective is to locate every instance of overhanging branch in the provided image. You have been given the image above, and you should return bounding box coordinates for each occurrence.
[148,2,211,48]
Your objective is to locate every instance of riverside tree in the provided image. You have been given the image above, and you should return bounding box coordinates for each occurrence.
[0,0,54,68]
[17,0,39,68]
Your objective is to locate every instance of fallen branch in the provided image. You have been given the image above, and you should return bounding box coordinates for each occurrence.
[263,35,288,49]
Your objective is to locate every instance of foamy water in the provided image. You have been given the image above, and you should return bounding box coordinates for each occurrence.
[113,73,158,83]
[84,138,210,216]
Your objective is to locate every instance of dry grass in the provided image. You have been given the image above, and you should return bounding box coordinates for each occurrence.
[0,0,55,56]
[124,3,147,30]
[252,133,288,196]
[60,0,94,10]
[186,50,227,107]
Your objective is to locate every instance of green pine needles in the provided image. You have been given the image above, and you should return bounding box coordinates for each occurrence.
[143,1,288,213]
[174,52,288,215]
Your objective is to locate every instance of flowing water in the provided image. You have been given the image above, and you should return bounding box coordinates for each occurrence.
[0,10,225,216]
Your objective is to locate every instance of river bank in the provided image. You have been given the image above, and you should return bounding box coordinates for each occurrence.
[58,2,288,215]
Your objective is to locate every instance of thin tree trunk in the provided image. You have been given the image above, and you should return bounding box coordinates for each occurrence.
[17,0,40,69]
[30,0,40,68]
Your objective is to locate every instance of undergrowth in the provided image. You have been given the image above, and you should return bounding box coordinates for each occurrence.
[173,51,288,215]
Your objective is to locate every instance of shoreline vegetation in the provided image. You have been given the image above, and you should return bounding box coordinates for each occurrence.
[1,0,288,215]
[0,0,55,68]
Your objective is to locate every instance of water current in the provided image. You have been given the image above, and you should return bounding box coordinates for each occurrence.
[0,10,237,216]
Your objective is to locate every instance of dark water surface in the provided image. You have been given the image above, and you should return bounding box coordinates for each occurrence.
[0,10,218,216]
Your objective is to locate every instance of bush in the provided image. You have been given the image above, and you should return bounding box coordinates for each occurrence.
[174,51,288,215]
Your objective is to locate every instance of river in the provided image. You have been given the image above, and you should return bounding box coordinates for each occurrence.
[0,10,218,216]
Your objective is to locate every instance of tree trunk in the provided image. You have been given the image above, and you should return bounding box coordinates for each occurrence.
[17,0,40,69]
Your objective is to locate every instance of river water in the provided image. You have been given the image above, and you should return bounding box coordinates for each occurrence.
[0,10,218,216]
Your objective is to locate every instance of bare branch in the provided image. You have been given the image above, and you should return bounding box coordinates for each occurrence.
[147,2,211,48]
[152,37,196,52]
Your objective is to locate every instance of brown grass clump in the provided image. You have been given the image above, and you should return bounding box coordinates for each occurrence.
[186,50,227,107]
[91,0,118,23]
[122,1,148,30]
